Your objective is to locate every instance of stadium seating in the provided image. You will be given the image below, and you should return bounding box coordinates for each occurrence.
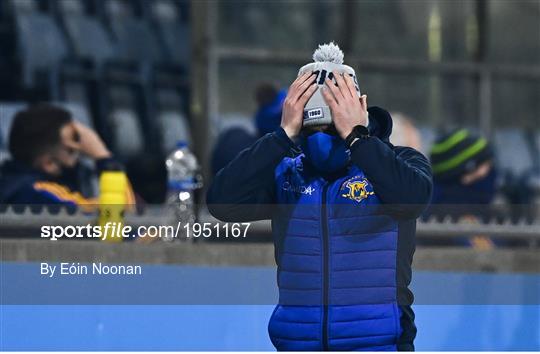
[106,86,145,158]
[57,0,117,65]
[149,0,190,70]
[154,89,191,153]
[0,0,192,202]
[2,0,191,149]
[99,0,190,156]
[11,0,68,97]
[4,0,533,209]
[105,0,163,64]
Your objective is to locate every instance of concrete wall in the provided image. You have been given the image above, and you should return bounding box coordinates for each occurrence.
[1,239,539,273]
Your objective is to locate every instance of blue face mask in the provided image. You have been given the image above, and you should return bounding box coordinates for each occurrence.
[300,131,349,173]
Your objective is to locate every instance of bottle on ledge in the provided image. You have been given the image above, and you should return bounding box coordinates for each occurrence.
[98,162,128,243]
[165,141,202,241]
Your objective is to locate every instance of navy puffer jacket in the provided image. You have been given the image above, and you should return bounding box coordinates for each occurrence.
[207,107,432,351]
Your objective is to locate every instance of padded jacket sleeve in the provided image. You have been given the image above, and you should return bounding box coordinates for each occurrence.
[206,128,296,222]
[349,137,433,219]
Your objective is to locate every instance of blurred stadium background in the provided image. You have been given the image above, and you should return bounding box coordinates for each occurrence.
[0,0,539,351]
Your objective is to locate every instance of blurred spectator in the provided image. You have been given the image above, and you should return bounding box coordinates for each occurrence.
[0,103,135,210]
[430,129,496,207]
[425,128,499,248]
[254,82,286,137]
[389,112,422,151]
[211,82,286,176]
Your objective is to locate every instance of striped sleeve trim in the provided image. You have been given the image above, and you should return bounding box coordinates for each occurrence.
[33,182,98,213]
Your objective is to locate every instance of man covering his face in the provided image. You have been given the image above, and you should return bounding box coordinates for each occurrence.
[207,43,433,351]
[0,103,135,209]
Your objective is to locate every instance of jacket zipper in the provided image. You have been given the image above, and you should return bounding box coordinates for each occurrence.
[321,183,329,350]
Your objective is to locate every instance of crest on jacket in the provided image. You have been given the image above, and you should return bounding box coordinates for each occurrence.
[341,177,374,203]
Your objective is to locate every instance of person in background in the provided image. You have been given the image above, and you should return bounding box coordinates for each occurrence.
[426,128,498,248]
[0,103,135,211]
[389,112,422,152]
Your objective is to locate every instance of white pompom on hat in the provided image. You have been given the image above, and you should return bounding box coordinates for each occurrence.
[298,42,361,127]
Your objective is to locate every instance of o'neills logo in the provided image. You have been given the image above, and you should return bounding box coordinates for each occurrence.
[282,181,315,196]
